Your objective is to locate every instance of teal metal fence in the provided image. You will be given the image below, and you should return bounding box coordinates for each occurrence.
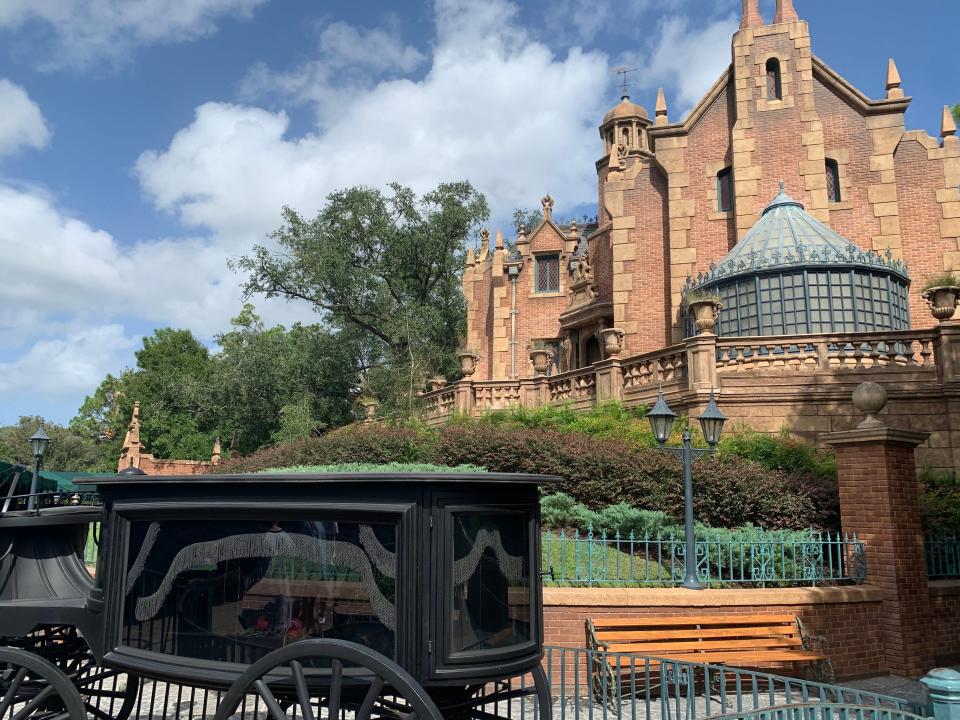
[542,527,867,587]
[925,534,959,578]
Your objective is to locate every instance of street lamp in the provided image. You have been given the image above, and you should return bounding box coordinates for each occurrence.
[648,388,727,589]
[27,420,51,511]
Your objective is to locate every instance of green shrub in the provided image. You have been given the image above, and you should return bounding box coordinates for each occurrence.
[261,462,486,473]
[596,504,669,537]
[920,467,960,534]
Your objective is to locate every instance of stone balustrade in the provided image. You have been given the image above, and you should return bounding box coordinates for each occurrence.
[418,321,960,469]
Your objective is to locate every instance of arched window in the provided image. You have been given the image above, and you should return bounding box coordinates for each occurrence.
[717,167,734,212]
[825,158,841,203]
[766,58,783,100]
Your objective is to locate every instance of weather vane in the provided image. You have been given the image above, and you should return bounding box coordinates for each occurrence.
[610,66,638,98]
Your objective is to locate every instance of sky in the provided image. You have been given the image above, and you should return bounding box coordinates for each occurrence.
[0,0,957,426]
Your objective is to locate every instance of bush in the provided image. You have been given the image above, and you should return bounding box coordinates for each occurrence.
[920,467,960,534]
[596,504,669,536]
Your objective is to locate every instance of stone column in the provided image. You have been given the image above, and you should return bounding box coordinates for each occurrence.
[593,358,623,403]
[934,320,960,384]
[454,380,474,416]
[821,382,933,678]
[685,334,719,392]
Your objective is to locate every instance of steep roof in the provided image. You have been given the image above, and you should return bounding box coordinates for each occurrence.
[685,185,909,291]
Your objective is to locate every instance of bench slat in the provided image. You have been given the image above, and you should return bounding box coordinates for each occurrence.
[590,615,799,629]
[605,638,802,653]
[605,650,825,666]
[595,626,800,641]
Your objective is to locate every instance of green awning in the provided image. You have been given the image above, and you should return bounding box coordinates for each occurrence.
[39,470,112,492]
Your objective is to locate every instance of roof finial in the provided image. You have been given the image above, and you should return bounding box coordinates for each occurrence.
[541,193,554,221]
[517,224,528,245]
[941,105,957,139]
[494,228,504,251]
[740,0,763,29]
[779,179,785,192]
[774,0,798,24]
[611,66,637,101]
[885,58,903,99]
[655,87,668,125]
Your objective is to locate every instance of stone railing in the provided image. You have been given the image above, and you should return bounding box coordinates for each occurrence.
[716,329,938,374]
[419,323,960,443]
[547,367,597,406]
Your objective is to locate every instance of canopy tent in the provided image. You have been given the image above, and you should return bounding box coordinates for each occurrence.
[0,461,110,495]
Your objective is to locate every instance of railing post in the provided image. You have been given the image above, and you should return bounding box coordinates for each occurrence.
[821,382,933,677]
[933,320,960,384]
[520,377,548,407]
[685,333,718,392]
[594,359,623,403]
[921,668,960,720]
[454,379,475,416]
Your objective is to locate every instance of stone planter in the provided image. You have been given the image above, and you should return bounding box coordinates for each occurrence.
[689,298,722,334]
[529,349,550,376]
[600,328,625,357]
[360,398,378,421]
[457,351,479,377]
[428,375,447,391]
[922,285,960,321]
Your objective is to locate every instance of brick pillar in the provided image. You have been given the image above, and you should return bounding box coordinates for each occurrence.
[821,382,933,677]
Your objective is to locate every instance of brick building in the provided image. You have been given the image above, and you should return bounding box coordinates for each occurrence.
[462,0,960,382]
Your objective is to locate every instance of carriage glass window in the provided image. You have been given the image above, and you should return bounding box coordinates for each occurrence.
[122,518,397,662]
[450,513,531,653]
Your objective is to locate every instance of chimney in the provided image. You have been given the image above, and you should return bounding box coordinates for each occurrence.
[774,0,799,24]
[740,0,763,29]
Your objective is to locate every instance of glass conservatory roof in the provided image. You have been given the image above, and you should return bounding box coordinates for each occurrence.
[684,183,909,292]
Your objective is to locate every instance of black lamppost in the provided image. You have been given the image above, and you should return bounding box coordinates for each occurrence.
[27,420,50,511]
[648,389,727,589]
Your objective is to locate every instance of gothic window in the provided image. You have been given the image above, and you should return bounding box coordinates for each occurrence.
[717,167,734,212]
[825,158,841,203]
[766,58,783,100]
[535,254,561,293]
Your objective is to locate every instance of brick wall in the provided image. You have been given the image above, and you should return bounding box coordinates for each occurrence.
[929,580,960,665]
[542,586,885,680]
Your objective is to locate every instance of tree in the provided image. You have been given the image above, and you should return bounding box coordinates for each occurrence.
[236,181,489,412]
[0,416,106,472]
[953,104,960,124]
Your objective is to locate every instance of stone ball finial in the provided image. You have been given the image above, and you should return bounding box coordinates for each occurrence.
[852,382,887,428]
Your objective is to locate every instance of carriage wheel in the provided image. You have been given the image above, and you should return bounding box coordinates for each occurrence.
[24,626,140,720]
[0,647,86,720]
[437,665,552,720]
[213,639,443,720]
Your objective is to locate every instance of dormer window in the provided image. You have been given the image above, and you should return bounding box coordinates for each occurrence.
[825,158,841,203]
[766,58,783,100]
[535,254,560,293]
[717,167,734,212]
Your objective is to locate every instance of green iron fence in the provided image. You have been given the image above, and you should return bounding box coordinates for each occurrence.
[924,534,959,578]
[542,527,867,587]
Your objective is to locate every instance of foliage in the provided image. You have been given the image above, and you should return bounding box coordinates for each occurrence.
[260,462,486,473]
[235,181,489,414]
[920,466,960,534]
[0,416,106,472]
[921,272,960,292]
[681,289,721,305]
[954,104,960,124]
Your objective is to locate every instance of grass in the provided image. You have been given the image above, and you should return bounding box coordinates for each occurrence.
[541,533,674,587]
[259,462,487,473]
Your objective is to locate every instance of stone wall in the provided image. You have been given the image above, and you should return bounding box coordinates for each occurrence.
[542,586,885,680]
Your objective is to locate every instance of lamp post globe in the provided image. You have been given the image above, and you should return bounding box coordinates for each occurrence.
[698,391,728,447]
[647,388,677,446]
[27,420,51,511]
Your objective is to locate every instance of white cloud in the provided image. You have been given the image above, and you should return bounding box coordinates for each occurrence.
[0,324,137,397]
[0,0,266,69]
[636,14,739,113]
[0,80,51,158]
[142,0,610,238]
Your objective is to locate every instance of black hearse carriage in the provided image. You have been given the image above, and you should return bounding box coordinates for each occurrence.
[0,470,558,720]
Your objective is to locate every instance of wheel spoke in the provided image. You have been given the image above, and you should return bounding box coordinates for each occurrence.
[327,660,342,720]
[83,702,114,720]
[290,662,314,720]
[0,668,28,714]
[253,680,287,720]
[12,684,55,720]
[356,678,384,720]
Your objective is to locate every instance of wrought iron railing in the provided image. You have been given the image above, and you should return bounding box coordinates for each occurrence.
[924,534,960,578]
[542,527,866,587]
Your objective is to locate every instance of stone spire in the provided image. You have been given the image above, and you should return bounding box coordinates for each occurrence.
[773,0,798,24]
[230,430,240,456]
[941,105,957,139]
[211,436,222,465]
[117,401,143,471]
[655,87,668,125]
[494,228,504,251]
[478,228,490,261]
[516,224,528,248]
[885,58,903,99]
[740,0,763,29]
[465,247,475,266]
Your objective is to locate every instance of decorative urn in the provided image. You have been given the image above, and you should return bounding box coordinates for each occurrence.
[688,297,722,334]
[428,375,448,391]
[599,328,625,357]
[457,350,479,377]
[922,285,960,321]
[529,349,551,376]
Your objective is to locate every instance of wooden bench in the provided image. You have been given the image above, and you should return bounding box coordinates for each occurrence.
[586,614,833,699]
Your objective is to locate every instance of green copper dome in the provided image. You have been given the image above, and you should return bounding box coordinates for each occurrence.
[683,184,911,337]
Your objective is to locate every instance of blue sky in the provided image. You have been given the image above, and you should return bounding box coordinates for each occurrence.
[0,0,956,426]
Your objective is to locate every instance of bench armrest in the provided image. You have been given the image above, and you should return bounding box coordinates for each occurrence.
[795,617,828,653]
